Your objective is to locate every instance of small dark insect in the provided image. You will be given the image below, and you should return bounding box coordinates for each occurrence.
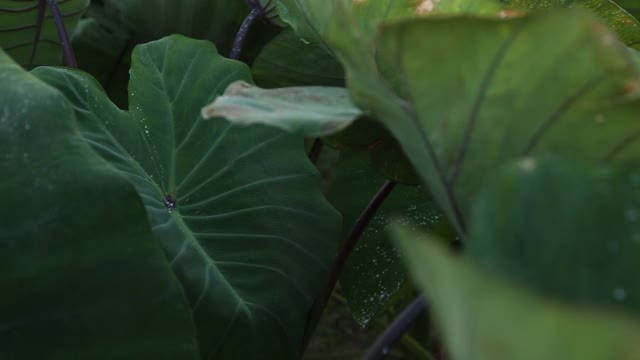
[164,194,177,212]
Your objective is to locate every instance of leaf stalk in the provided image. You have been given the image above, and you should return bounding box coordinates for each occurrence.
[45,0,77,68]
[302,180,397,353]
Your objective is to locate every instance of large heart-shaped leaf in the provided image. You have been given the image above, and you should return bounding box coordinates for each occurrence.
[369,12,640,235]
[0,0,90,68]
[273,3,640,228]
[394,227,640,360]
[0,49,198,358]
[34,35,341,359]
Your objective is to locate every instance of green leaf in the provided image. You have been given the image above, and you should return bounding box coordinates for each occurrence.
[324,119,421,184]
[251,28,344,88]
[0,49,198,358]
[276,0,500,48]
[468,156,640,312]
[371,12,640,233]
[329,152,449,325]
[71,3,133,108]
[361,12,640,234]
[0,0,90,68]
[501,0,640,49]
[394,227,640,360]
[201,81,362,137]
[107,0,248,53]
[615,0,640,20]
[34,35,341,359]
[201,79,421,183]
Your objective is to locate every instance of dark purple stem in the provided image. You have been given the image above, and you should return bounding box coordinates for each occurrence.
[105,35,135,93]
[308,139,324,164]
[364,295,428,360]
[28,0,47,69]
[302,180,398,353]
[230,8,260,60]
[46,0,77,68]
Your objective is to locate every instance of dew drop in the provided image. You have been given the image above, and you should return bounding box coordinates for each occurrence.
[519,157,536,173]
[613,287,627,301]
[625,208,639,222]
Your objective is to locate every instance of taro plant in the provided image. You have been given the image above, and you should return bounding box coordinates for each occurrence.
[3,0,640,359]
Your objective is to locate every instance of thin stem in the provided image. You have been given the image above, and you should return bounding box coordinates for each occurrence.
[46,0,77,68]
[230,8,260,60]
[364,295,428,360]
[399,334,437,360]
[308,139,324,164]
[29,0,47,69]
[105,35,135,93]
[301,180,398,353]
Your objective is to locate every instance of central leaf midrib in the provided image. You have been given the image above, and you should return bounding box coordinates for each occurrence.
[171,216,251,313]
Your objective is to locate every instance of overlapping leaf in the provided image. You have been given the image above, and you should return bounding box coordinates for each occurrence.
[202,80,362,136]
[34,35,341,359]
[370,12,640,235]
[0,0,89,68]
[0,48,198,358]
[394,227,640,360]
[269,2,640,221]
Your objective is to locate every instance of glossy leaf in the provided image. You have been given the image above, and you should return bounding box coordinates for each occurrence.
[468,156,640,312]
[0,0,89,68]
[329,153,448,325]
[0,49,198,358]
[202,81,362,136]
[34,35,341,359]
[394,227,640,360]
